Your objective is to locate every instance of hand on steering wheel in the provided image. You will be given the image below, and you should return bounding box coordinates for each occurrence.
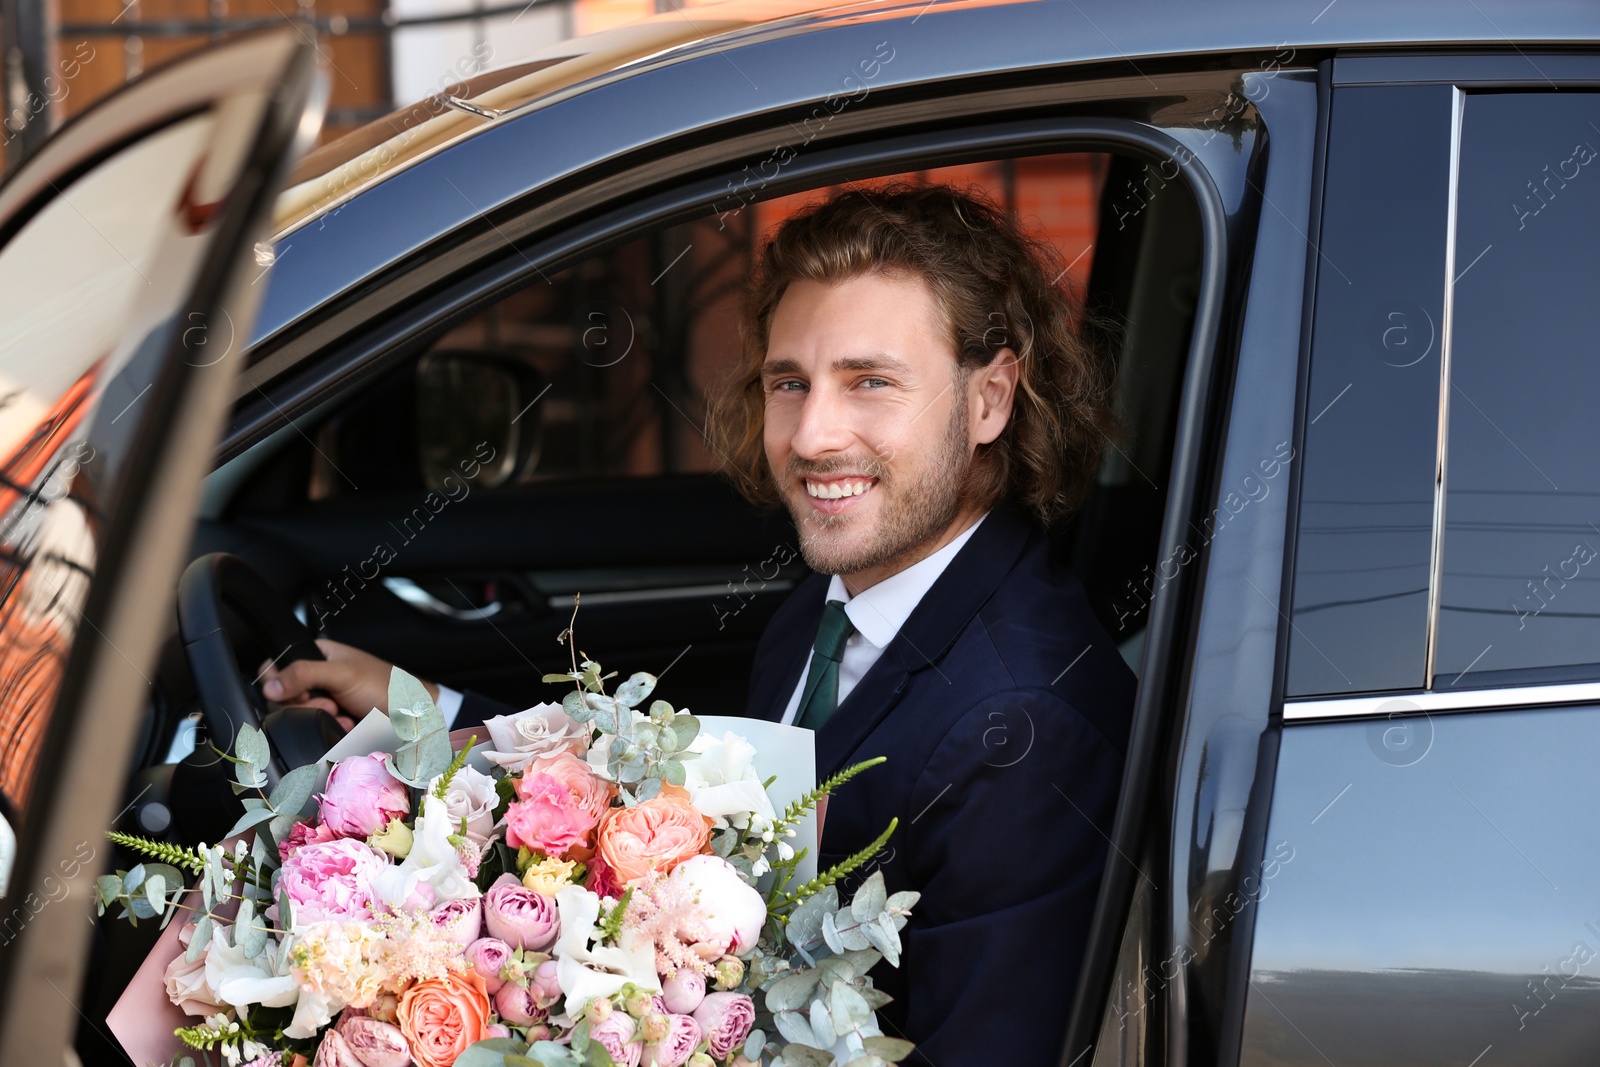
[258,638,442,730]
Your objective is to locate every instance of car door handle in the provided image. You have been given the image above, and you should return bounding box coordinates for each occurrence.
[382,576,503,622]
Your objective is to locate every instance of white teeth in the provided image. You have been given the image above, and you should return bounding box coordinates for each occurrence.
[806,478,871,499]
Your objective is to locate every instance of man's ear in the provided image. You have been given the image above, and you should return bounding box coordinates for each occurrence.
[970,346,1020,446]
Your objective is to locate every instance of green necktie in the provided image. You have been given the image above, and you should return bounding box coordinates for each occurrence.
[796,599,854,732]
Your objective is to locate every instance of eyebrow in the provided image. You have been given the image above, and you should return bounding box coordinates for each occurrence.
[760,353,915,380]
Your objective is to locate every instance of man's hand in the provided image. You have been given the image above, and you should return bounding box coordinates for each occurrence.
[257,638,441,730]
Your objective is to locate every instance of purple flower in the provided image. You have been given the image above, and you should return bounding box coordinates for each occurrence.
[692,993,755,1061]
[336,1013,412,1067]
[660,969,705,1015]
[464,937,512,994]
[429,897,482,945]
[642,1014,701,1067]
[483,873,559,950]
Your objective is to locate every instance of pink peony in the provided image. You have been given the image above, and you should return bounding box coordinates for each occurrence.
[483,874,560,950]
[164,920,225,1016]
[504,775,591,856]
[278,819,339,862]
[492,981,543,1026]
[659,969,705,1015]
[279,838,388,923]
[485,1024,511,1039]
[464,937,512,994]
[530,959,562,1009]
[336,1013,412,1067]
[692,993,755,1061]
[320,754,410,838]
[428,897,482,944]
[311,1029,364,1067]
[589,1012,643,1067]
[643,1013,701,1067]
[667,856,766,956]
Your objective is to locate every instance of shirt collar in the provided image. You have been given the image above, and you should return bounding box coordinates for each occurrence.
[824,511,991,650]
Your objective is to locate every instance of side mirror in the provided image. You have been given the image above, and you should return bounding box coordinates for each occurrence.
[414,350,545,490]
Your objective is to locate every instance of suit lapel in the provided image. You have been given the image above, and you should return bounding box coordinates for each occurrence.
[813,504,1037,777]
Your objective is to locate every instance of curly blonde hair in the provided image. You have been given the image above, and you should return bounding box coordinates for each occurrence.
[706,181,1119,526]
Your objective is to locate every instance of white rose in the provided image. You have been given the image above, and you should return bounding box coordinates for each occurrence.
[682,731,777,829]
[441,764,499,844]
[668,855,767,956]
[482,702,589,771]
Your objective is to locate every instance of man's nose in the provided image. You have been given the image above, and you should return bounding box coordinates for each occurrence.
[789,385,854,459]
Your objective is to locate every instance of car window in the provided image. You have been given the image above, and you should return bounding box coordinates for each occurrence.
[1285,85,1454,696]
[291,155,1112,495]
[1431,92,1600,687]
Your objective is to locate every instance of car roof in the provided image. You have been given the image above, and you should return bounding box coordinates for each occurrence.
[270,0,1600,239]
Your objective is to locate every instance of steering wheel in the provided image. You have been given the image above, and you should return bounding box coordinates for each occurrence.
[176,552,346,782]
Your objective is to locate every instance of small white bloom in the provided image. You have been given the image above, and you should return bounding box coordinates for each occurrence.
[777,841,794,861]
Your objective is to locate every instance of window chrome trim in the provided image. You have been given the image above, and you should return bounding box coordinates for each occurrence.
[1423,85,1465,690]
[1283,680,1600,721]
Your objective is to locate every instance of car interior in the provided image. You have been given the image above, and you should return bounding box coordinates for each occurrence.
[73,146,1203,1058]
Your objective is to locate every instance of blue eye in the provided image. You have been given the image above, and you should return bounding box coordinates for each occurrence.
[861,377,890,388]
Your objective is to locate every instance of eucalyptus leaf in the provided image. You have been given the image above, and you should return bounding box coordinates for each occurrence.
[860,986,894,1011]
[389,667,452,786]
[530,1038,585,1066]
[713,829,738,857]
[865,913,901,966]
[454,1040,528,1067]
[278,886,294,932]
[563,689,593,722]
[743,1029,767,1058]
[235,723,270,773]
[237,897,267,959]
[648,699,675,721]
[542,672,579,685]
[224,806,277,840]
[809,995,836,1049]
[850,871,887,922]
[95,875,122,908]
[821,911,844,955]
[772,1007,820,1047]
[630,722,658,751]
[144,874,166,914]
[185,914,213,963]
[668,715,700,751]
[765,971,819,1013]
[776,1042,834,1067]
[614,672,655,708]
[207,847,230,902]
[122,864,146,894]
[863,1036,916,1061]
[659,760,686,787]
[592,705,619,735]
[268,763,319,821]
[635,777,662,802]
[830,978,872,1032]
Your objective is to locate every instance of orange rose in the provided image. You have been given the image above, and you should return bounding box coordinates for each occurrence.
[596,782,712,887]
[395,969,491,1067]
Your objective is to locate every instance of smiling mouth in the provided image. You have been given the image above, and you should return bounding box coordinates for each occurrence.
[804,477,877,500]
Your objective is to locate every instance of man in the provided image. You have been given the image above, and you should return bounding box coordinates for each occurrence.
[262,183,1136,1064]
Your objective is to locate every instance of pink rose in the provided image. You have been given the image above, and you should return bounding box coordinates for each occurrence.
[164,920,225,1016]
[492,981,543,1026]
[429,897,482,944]
[584,854,626,901]
[530,960,562,1009]
[464,937,512,994]
[642,1014,701,1067]
[522,753,614,831]
[504,775,592,856]
[660,969,705,1015]
[311,1029,365,1067]
[320,754,410,838]
[483,873,559,950]
[278,819,339,862]
[588,1012,643,1067]
[279,838,388,922]
[692,993,754,1061]
[336,1013,412,1067]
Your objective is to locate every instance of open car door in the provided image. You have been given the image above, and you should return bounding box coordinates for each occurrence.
[0,30,324,1062]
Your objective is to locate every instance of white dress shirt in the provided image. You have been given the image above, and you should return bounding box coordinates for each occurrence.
[435,685,464,727]
[780,511,989,726]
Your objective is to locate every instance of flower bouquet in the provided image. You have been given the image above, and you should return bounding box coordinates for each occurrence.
[101,633,917,1067]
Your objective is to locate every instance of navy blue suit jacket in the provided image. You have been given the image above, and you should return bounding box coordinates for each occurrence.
[456,503,1135,1064]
